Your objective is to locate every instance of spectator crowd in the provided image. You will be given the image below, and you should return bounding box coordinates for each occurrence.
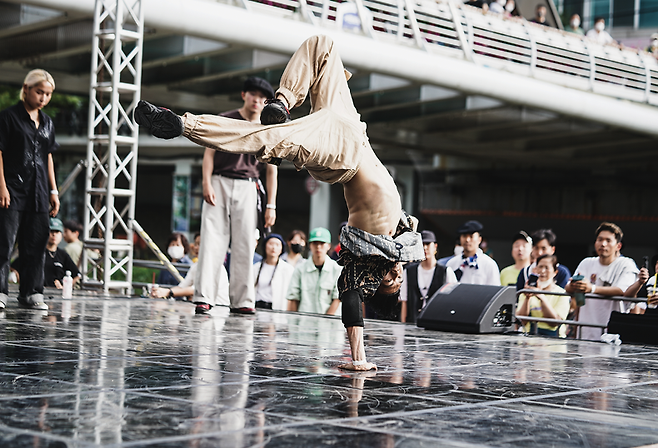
[464,0,624,48]
[148,212,654,344]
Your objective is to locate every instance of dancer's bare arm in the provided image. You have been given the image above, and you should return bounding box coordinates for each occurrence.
[339,326,377,371]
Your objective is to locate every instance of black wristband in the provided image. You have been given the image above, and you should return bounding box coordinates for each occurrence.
[167,288,174,298]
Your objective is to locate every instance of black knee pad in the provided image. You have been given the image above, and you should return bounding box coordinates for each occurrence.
[341,289,364,328]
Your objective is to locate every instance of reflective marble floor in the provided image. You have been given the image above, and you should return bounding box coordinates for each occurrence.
[2,294,658,447]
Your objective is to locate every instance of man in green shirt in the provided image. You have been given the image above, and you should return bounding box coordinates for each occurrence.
[287,227,342,316]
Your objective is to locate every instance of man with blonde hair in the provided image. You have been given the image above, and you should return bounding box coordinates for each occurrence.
[0,69,60,310]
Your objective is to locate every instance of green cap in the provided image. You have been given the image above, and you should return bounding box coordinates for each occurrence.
[308,227,331,244]
[49,217,64,232]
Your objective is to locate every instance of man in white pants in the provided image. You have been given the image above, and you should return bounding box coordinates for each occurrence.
[195,77,278,315]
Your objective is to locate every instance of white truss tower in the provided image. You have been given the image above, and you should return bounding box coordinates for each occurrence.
[82,0,143,292]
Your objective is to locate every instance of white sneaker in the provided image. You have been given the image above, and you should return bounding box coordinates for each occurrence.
[18,294,49,310]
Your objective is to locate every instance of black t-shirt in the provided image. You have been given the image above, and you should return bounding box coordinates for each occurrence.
[43,248,80,287]
[212,109,262,179]
[0,102,58,212]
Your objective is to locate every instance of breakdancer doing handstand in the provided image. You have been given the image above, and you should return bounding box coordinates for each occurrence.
[135,35,424,371]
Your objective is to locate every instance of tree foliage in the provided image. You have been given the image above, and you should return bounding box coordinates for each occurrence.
[0,84,85,117]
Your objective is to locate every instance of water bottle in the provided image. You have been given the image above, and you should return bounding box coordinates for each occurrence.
[62,270,73,299]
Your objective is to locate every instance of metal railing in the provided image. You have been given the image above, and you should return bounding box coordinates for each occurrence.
[515,288,649,338]
[220,0,658,106]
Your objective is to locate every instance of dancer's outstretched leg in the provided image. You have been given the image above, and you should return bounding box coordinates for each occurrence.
[262,35,361,125]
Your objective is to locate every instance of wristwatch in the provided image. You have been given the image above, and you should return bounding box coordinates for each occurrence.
[167,288,174,298]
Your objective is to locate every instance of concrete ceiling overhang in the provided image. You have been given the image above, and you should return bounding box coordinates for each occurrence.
[1,0,656,166]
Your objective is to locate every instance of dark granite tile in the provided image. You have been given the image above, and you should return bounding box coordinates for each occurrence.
[0,390,302,445]
[356,404,658,447]
[123,423,439,448]
[529,388,658,417]
[0,429,85,448]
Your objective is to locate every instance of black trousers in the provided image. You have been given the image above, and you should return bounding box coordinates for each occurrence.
[0,209,49,297]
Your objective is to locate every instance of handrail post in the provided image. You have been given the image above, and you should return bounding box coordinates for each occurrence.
[320,0,329,22]
[583,40,597,91]
[641,54,652,103]
[58,159,88,198]
[354,0,375,38]
[131,219,184,283]
[396,0,405,42]
[520,19,537,76]
[403,0,428,50]
[448,0,474,62]
[297,0,318,25]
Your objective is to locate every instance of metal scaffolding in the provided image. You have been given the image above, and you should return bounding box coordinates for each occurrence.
[82,0,143,292]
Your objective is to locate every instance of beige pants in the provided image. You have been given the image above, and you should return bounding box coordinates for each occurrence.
[182,35,368,185]
[195,174,257,308]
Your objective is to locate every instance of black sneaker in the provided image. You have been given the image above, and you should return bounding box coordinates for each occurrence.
[261,99,291,125]
[195,303,212,315]
[134,100,183,139]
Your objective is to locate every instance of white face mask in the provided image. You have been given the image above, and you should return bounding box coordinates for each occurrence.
[496,0,506,6]
[168,245,185,260]
[652,39,658,48]
[571,19,580,28]
[595,22,605,31]
[505,3,514,11]
[537,278,554,289]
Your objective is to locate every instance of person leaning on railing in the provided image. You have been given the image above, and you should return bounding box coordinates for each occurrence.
[564,222,638,341]
[516,254,570,337]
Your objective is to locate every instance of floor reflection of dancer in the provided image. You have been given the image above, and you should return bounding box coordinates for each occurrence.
[135,35,424,371]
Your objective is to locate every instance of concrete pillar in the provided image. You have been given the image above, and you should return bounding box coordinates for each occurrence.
[394,164,415,215]
[309,182,331,235]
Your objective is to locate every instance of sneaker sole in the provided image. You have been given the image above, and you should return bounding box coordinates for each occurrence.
[18,303,48,310]
[135,101,183,139]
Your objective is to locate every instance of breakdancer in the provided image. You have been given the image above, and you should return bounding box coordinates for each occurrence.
[135,35,424,370]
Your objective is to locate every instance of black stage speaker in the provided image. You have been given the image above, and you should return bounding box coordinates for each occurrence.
[607,311,658,345]
[416,284,517,334]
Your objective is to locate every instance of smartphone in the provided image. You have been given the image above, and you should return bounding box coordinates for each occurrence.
[571,274,585,306]
[643,256,649,270]
[527,273,539,287]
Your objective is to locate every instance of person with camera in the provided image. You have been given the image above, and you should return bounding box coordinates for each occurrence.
[516,254,570,337]
[623,255,658,314]
[565,222,638,340]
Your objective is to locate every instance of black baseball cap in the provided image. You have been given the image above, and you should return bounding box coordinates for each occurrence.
[421,230,437,243]
[513,230,532,244]
[263,233,286,253]
[243,77,274,99]
[457,220,483,235]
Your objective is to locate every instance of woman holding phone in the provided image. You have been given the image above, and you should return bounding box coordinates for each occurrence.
[516,254,571,337]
